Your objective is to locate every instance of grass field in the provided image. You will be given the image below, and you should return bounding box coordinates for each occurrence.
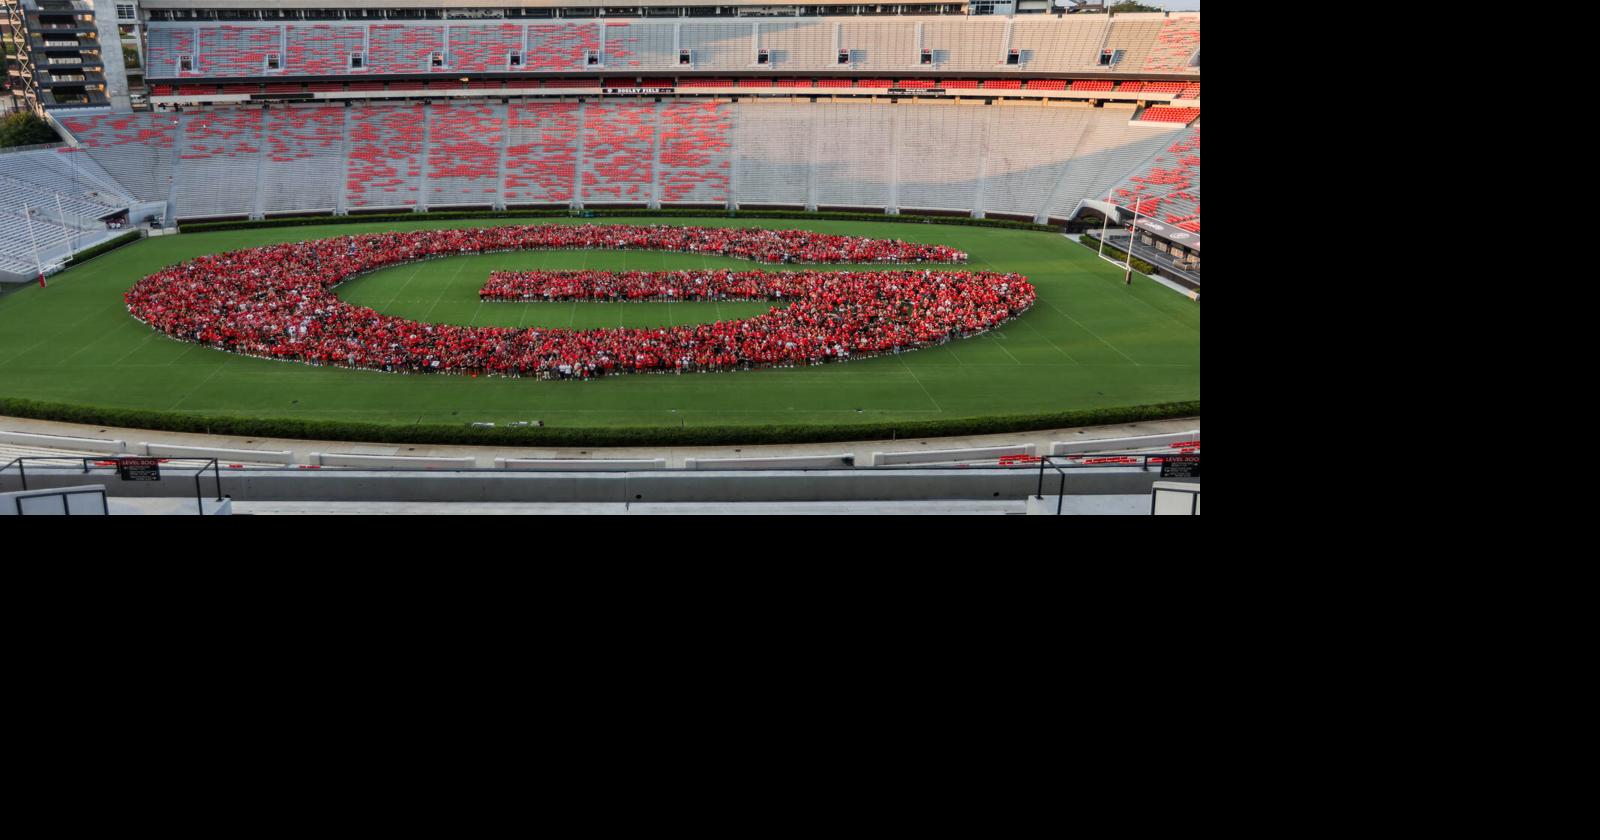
[0,216,1199,435]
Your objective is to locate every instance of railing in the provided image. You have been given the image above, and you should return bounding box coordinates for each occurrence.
[1033,452,1198,515]
[0,140,67,154]
[1,456,225,515]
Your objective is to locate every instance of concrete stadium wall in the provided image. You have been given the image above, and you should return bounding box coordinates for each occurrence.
[7,467,1164,504]
[685,454,854,470]
[495,458,667,471]
[142,442,296,464]
[1050,431,1199,455]
[310,453,478,469]
[870,444,1034,466]
[0,431,126,454]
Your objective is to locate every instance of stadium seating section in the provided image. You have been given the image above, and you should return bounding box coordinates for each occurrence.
[582,101,656,202]
[1109,124,1200,233]
[1143,16,1201,73]
[286,25,365,76]
[427,103,504,205]
[657,101,733,204]
[1138,106,1201,124]
[504,102,580,204]
[261,106,345,213]
[54,99,1189,224]
[144,14,1198,79]
[175,109,263,217]
[55,112,179,203]
[346,105,425,208]
[0,149,137,274]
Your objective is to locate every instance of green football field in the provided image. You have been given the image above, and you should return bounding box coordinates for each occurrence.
[0,216,1199,434]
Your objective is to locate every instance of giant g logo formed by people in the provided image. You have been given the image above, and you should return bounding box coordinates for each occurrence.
[124,225,1036,380]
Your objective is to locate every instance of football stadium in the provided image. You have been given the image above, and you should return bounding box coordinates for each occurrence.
[0,0,1199,515]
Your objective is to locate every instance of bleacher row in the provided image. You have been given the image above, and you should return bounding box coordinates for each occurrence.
[0,149,136,275]
[56,99,1186,222]
[151,76,1201,97]
[1137,106,1201,124]
[145,13,1198,79]
[1108,123,1200,233]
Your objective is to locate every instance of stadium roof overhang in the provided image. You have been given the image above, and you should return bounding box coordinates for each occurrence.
[1136,218,1198,252]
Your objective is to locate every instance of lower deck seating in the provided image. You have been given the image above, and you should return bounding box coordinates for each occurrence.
[261,106,345,212]
[64,99,1191,225]
[56,113,180,203]
[504,102,580,204]
[1140,81,1187,95]
[346,105,424,209]
[0,207,78,271]
[1108,123,1199,232]
[175,109,263,216]
[0,147,135,270]
[657,100,732,204]
[582,101,656,202]
[1138,106,1200,124]
[427,103,503,205]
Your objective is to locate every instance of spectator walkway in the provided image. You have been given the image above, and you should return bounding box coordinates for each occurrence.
[2,414,1200,470]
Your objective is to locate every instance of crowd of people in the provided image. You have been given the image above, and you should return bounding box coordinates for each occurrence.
[124,225,1031,379]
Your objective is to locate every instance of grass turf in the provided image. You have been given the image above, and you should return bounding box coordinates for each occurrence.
[0,216,1199,433]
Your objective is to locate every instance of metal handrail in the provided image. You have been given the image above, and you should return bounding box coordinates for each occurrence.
[2,455,224,515]
[1034,451,1198,515]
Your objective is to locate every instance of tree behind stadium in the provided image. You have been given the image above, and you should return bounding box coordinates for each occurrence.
[0,111,60,148]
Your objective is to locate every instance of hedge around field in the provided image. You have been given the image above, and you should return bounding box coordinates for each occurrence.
[1079,233,1159,276]
[64,230,143,266]
[179,208,1060,235]
[0,396,1199,448]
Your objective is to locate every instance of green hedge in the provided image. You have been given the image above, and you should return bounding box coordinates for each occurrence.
[0,396,1198,448]
[1079,233,1159,276]
[64,230,143,266]
[179,208,1060,235]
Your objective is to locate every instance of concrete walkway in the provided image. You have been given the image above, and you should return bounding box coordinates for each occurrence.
[2,413,1199,469]
[231,500,1028,515]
